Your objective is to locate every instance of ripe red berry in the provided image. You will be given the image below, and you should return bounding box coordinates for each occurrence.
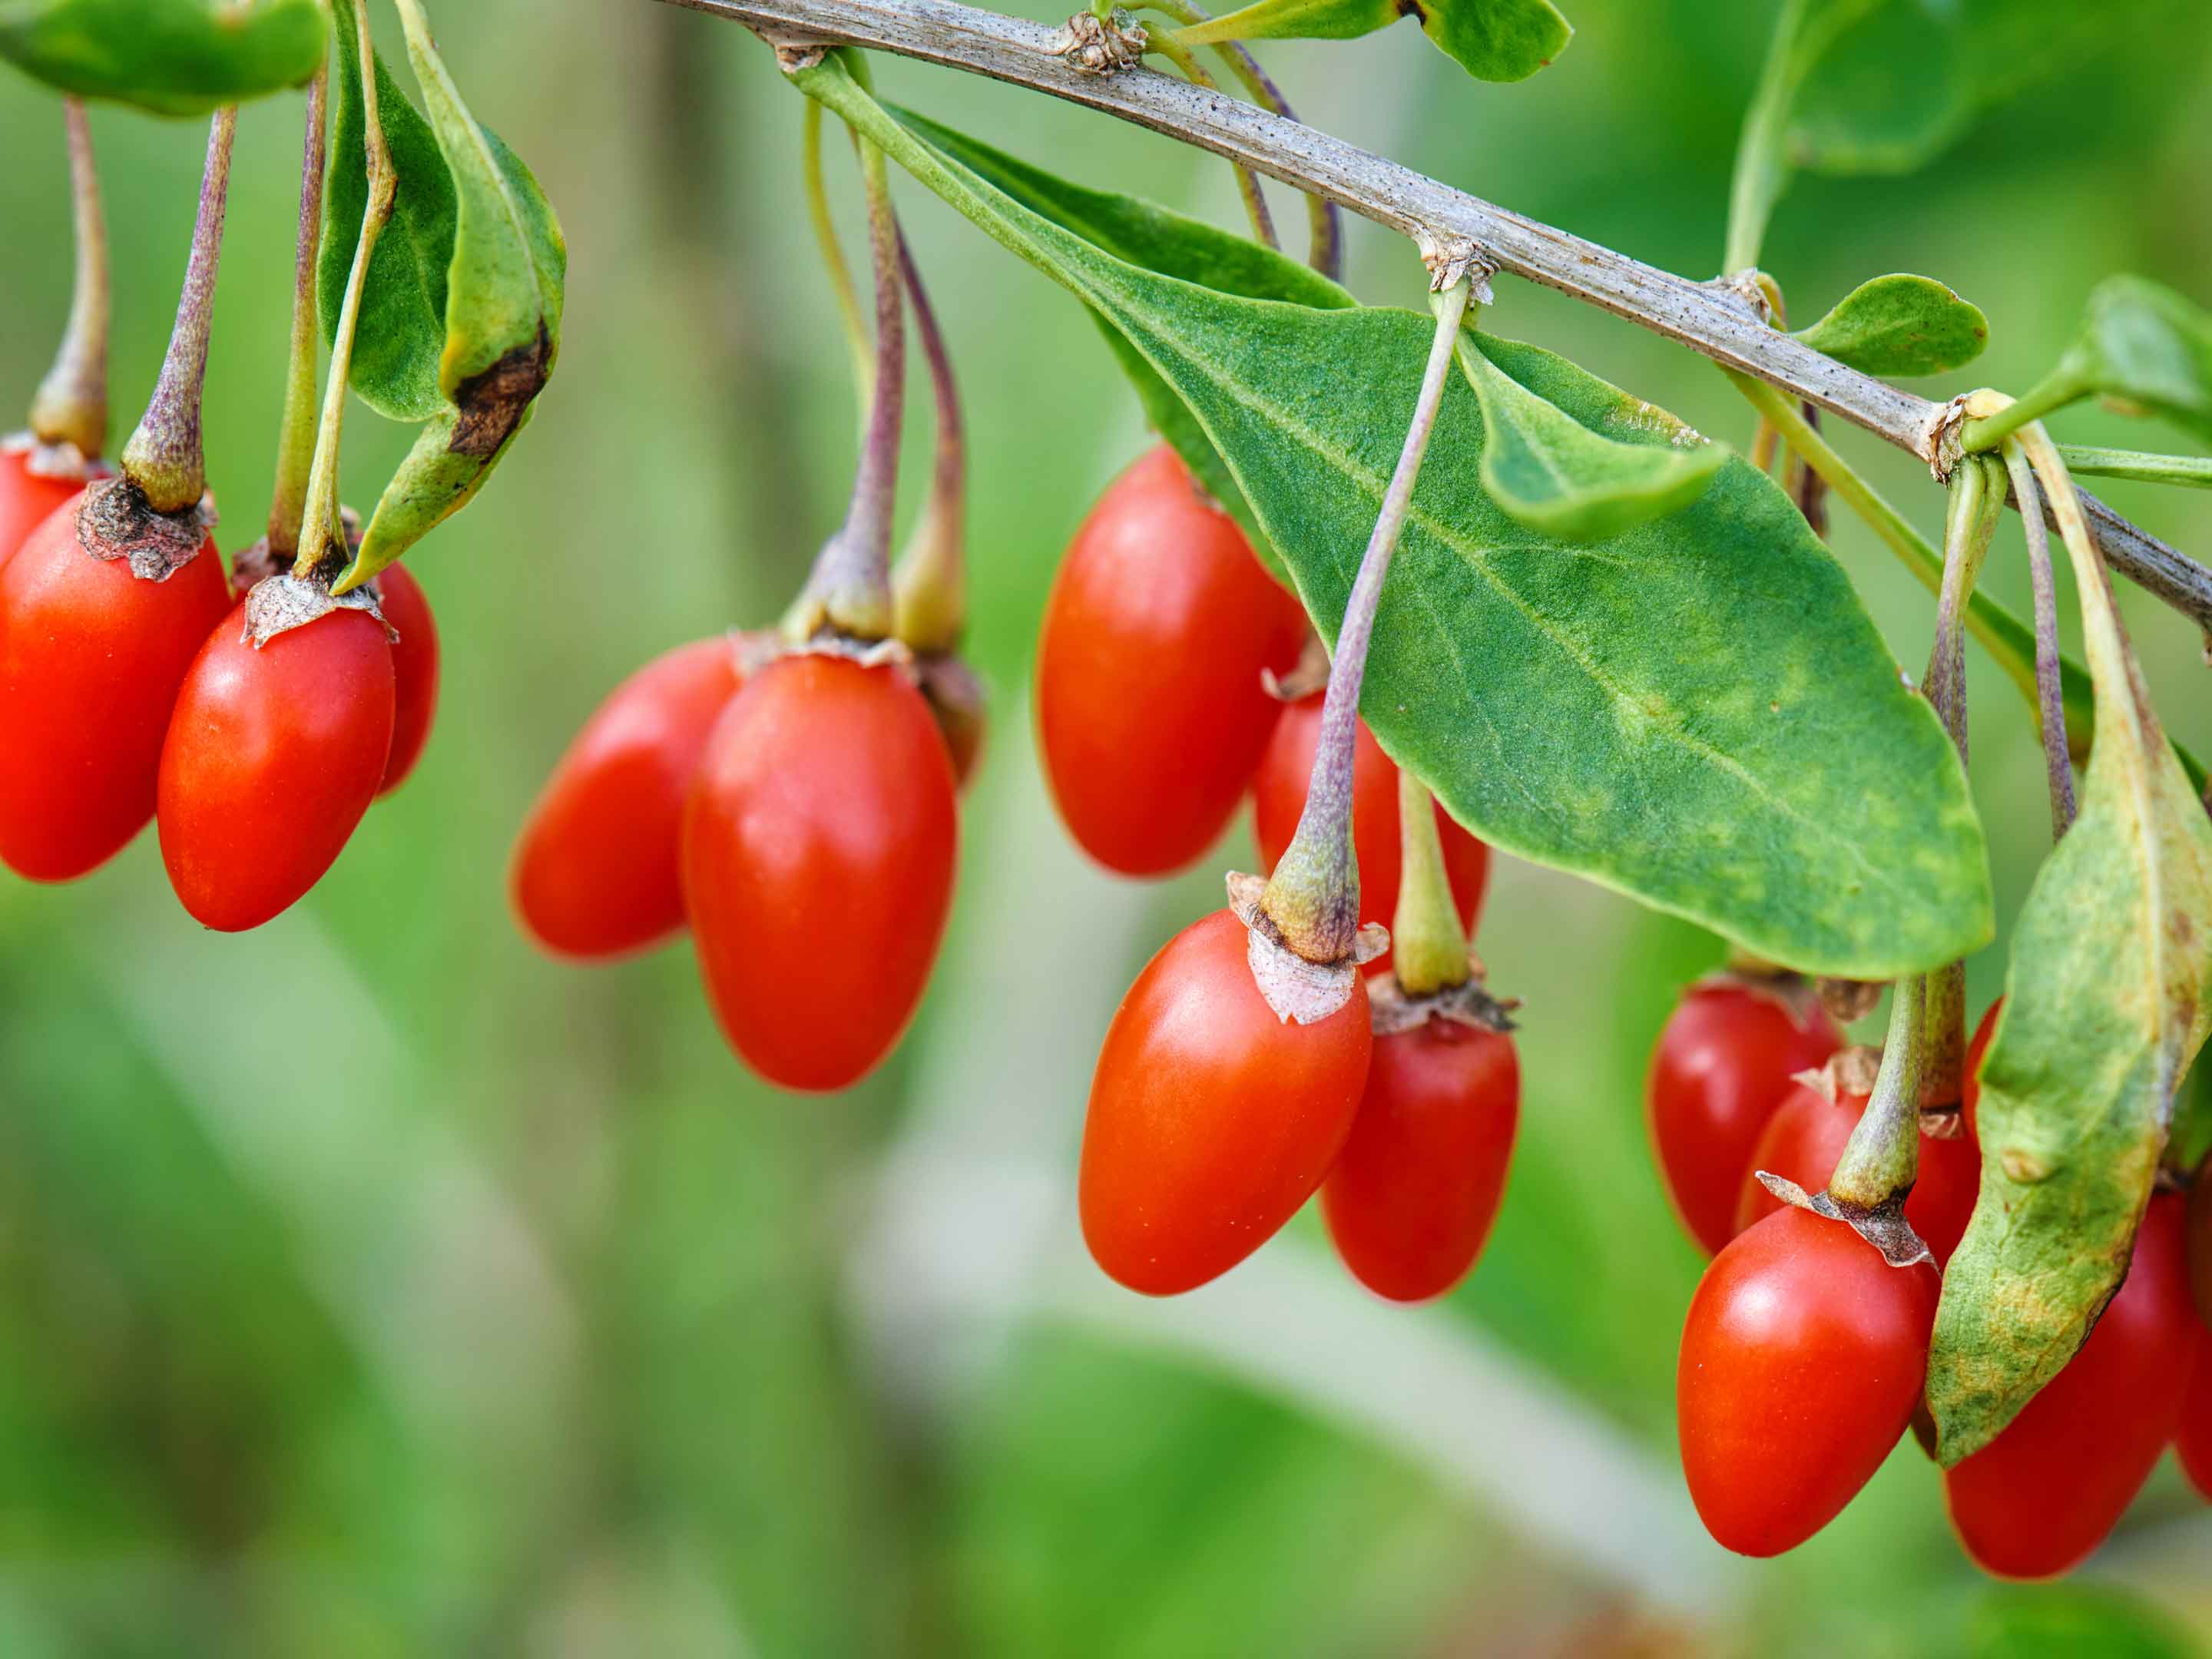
[512,637,743,959]
[0,493,231,882]
[2186,1154,2210,1333]
[683,652,956,1092]
[1252,692,1488,975]
[1035,445,1308,876]
[2179,1324,2210,1503]
[375,562,439,795]
[0,448,81,571]
[157,597,396,932]
[1080,907,1372,1295]
[1960,998,2002,1137]
[1322,1018,1517,1302]
[1677,1204,1939,1556]
[1943,1192,2195,1579]
[1646,981,1842,1256]
[1734,1080,1981,1266]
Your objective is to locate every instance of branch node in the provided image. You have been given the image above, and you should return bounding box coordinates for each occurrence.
[751,22,836,70]
[1047,10,1147,75]
[1417,230,1494,301]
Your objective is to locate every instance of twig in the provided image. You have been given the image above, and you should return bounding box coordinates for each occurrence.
[654,0,2212,639]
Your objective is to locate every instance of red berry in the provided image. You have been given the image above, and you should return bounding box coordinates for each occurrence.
[1322,1018,1517,1302]
[1080,908,1372,1296]
[1734,1081,1981,1266]
[1035,445,1307,876]
[2187,1154,2211,1333]
[375,562,439,795]
[0,448,81,571]
[683,652,956,1092]
[512,637,743,959]
[1677,1204,1939,1557]
[157,598,396,932]
[1646,981,1842,1256]
[1944,1192,2195,1579]
[1961,998,2002,1137]
[2179,1324,2211,1503]
[1251,692,1488,975]
[0,494,232,882]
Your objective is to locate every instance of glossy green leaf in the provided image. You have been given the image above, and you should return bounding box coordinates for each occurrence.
[1792,274,1988,378]
[1453,333,1725,540]
[0,0,324,116]
[823,65,1992,977]
[2052,276,2212,447]
[890,106,1349,575]
[323,0,453,422]
[320,0,564,588]
[1176,0,1568,83]
[1926,462,2212,1465]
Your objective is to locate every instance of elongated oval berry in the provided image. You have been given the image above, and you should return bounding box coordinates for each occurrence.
[1035,445,1307,876]
[157,598,396,932]
[1734,1080,1981,1265]
[1323,1019,1517,1302]
[376,562,439,795]
[512,637,743,960]
[2193,1157,2212,1330]
[1647,980,1841,1256]
[1252,692,1488,974]
[1678,1204,1938,1557]
[1944,1192,2196,1579]
[0,448,81,570]
[0,494,231,881]
[2180,1323,2210,1503]
[683,652,957,1092]
[1081,908,1372,1296]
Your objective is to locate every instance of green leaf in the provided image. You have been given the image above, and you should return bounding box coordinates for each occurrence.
[825,66,1993,977]
[2054,276,2212,448]
[0,0,324,116]
[1926,459,2212,1465]
[1453,333,1726,540]
[891,107,1347,575]
[1792,274,1988,378]
[1176,0,1568,83]
[321,0,564,589]
[323,0,454,422]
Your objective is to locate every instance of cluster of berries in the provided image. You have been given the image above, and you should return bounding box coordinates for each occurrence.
[0,462,439,930]
[1649,980,2212,1573]
[1039,444,1515,1303]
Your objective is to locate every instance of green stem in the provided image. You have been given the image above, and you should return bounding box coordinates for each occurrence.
[297,0,396,576]
[890,228,966,654]
[2000,440,2078,839]
[1141,31,1277,250]
[2054,445,2212,491]
[267,55,330,562]
[804,100,876,425]
[1263,277,1469,963]
[1960,362,2090,455]
[1723,0,1825,276]
[28,98,108,459]
[1144,0,1339,279]
[1829,976,1926,1209]
[1727,370,2093,764]
[119,108,237,515]
[1389,769,1469,997]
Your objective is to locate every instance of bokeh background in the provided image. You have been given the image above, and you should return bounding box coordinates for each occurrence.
[2,0,2210,1652]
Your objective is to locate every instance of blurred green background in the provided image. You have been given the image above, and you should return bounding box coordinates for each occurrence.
[2,0,2210,1653]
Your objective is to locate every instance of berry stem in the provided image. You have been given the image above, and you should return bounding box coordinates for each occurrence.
[2050,447,2212,491]
[1262,274,1470,964]
[1145,0,1340,278]
[1390,768,1470,998]
[296,0,397,578]
[791,124,905,642]
[889,228,967,654]
[2001,440,2078,840]
[118,107,237,516]
[803,99,876,426]
[28,98,109,459]
[1959,364,2089,455]
[1139,29,1277,251]
[1828,975,1926,1211]
[267,55,332,563]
